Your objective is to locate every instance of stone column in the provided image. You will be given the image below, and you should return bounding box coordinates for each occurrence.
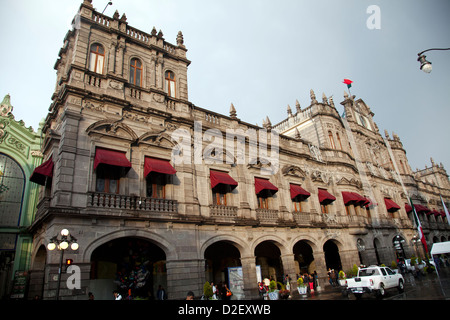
[312,251,328,290]
[240,256,259,300]
[166,259,204,300]
[280,253,298,295]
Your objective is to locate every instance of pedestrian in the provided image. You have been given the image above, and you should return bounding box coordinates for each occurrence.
[309,273,314,292]
[331,269,338,286]
[113,290,122,300]
[313,271,318,290]
[211,282,218,299]
[327,268,333,286]
[157,285,166,300]
[186,291,195,300]
[221,284,232,300]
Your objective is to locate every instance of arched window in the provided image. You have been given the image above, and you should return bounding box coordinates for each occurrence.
[336,132,343,150]
[0,153,25,227]
[328,131,336,149]
[165,70,176,98]
[129,58,143,86]
[89,43,105,74]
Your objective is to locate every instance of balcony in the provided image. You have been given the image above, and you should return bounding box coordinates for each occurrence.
[293,211,320,226]
[87,192,178,214]
[256,209,279,225]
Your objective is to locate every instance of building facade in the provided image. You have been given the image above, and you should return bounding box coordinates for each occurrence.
[28,0,449,300]
[0,94,43,299]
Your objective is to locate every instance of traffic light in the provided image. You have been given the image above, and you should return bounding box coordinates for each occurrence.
[65,259,73,266]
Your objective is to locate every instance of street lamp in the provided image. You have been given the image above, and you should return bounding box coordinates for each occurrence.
[417,47,450,73]
[47,229,78,300]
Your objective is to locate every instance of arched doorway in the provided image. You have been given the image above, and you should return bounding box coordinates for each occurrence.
[255,241,283,282]
[27,245,47,299]
[293,240,315,275]
[323,240,342,272]
[90,237,166,300]
[204,241,241,286]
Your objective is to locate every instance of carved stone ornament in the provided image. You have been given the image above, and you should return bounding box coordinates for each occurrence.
[282,165,307,178]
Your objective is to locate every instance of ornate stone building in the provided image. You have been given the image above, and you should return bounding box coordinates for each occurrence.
[28,0,449,299]
[0,94,43,299]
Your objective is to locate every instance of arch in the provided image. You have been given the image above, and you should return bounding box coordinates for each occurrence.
[289,235,319,253]
[83,228,177,262]
[293,240,316,275]
[200,234,250,258]
[251,234,289,256]
[323,239,342,271]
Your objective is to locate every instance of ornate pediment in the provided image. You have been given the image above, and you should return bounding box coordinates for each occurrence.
[86,119,138,141]
[337,176,362,189]
[137,131,176,149]
[282,165,307,179]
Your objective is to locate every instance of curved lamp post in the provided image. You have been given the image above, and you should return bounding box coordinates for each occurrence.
[417,48,450,73]
[47,229,79,300]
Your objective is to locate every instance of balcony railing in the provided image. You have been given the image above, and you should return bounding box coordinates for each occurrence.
[256,209,279,224]
[87,192,177,213]
[210,205,238,218]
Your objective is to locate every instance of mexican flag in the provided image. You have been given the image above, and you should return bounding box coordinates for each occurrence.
[343,79,353,89]
[409,198,428,253]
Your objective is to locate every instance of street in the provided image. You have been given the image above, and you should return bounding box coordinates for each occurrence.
[293,268,450,300]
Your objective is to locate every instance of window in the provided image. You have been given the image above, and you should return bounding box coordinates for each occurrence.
[328,131,336,149]
[0,153,25,227]
[345,205,351,216]
[336,132,343,150]
[130,58,143,86]
[89,44,105,74]
[257,194,270,209]
[321,204,329,214]
[212,185,231,206]
[96,164,120,194]
[146,172,167,199]
[165,70,176,98]
[292,198,302,212]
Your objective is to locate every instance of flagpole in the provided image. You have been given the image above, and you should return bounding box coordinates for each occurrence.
[440,195,450,226]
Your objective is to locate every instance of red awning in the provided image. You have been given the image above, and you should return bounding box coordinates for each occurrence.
[144,157,176,177]
[405,203,412,213]
[384,198,401,213]
[94,148,132,170]
[255,178,278,195]
[405,203,430,214]
[30,156,54,186]
[318,189,336,204]
[429,210,441,217]
[210,170,238,190]
[342,192,370,207]
[415,204,430,214]
[290,184,311,200]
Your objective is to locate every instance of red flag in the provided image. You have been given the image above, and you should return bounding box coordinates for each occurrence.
[343,79,353,89]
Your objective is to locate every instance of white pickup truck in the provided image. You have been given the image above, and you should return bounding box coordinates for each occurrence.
[345,266,404,299]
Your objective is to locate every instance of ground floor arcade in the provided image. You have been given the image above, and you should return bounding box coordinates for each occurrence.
[27,218,421,300]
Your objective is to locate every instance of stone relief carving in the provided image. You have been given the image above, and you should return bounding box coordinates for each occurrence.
[309,144,323,162]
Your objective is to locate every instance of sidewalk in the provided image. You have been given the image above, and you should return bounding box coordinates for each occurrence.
[290,267,450,300]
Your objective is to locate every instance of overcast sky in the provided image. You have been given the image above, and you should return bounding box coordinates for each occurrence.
[0,0,449,173]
